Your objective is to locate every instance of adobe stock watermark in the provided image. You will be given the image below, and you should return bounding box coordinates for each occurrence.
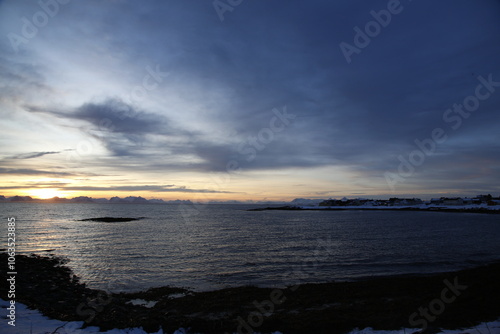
[409,276,467,331]
[179,105,295,223]
[234,237,334,334]
[339,0,410,64]
[64,64,169,164]
[384,73,500,191]
[213,0,244,22]
[7,0,71,53]
[6,217,17,327]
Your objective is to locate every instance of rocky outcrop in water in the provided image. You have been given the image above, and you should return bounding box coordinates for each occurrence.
[78,217,146,222]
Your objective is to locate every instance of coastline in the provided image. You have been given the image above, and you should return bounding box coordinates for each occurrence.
[2,253,500,333]
[248,205,500,214]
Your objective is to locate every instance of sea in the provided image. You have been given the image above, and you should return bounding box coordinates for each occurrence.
[1,202,500,293]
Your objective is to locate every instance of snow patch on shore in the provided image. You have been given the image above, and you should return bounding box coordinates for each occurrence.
[126,299,158,308]
[0,298,164,334]
[348,319,500,333]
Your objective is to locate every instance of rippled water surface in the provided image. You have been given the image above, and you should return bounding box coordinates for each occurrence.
[1,203,500,292]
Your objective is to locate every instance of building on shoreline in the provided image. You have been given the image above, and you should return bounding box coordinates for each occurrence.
[319,195,499,207]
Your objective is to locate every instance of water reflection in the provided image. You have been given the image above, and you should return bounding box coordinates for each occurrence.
[1,203,500,292]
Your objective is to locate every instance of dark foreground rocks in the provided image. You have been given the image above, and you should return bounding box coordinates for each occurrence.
[1,253,500,334]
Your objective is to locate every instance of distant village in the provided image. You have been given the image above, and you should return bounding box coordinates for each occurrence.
[318,194,500,207]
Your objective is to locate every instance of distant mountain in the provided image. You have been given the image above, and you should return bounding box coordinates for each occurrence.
[8,195,34,202]
[69,196,95,203]
[0,195,193,204]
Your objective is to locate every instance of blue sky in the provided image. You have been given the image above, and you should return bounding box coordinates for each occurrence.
[1,0,499,201]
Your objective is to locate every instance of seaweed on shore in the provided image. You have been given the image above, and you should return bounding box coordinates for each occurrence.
[1,253,500,333]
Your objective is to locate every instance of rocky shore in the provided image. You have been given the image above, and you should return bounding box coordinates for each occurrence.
[1,253,500,333]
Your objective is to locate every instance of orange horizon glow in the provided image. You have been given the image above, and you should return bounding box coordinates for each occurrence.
[5,187,309,202]
[0,186,473,203]
[26,188,69,199]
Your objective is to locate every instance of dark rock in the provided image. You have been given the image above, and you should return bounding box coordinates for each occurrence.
[78,217,146,222]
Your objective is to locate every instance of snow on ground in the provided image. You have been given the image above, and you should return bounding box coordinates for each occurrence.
[0,298,163,334]
[126,299,158,308]
[2,299,499,334]
[347,319,500,333]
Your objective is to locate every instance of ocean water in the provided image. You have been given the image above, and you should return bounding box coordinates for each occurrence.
[1,202,500,293]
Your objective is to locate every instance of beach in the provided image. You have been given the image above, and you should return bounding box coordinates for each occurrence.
[2,253,500,334]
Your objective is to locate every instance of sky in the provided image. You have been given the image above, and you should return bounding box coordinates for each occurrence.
[0,0,499,202]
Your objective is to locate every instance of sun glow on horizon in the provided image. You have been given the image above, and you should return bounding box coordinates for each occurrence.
[28,188,67,199]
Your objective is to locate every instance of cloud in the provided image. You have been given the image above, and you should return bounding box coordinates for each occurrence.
[0,56,53,104]
[0,181,70,190]
[0,182,239,194]
[27,98,194,157]
[61,185,238,194]
[0,168,74,176]
[10,151,62,159]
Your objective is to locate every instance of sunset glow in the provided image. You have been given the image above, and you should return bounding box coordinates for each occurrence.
[28,189,67,200]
